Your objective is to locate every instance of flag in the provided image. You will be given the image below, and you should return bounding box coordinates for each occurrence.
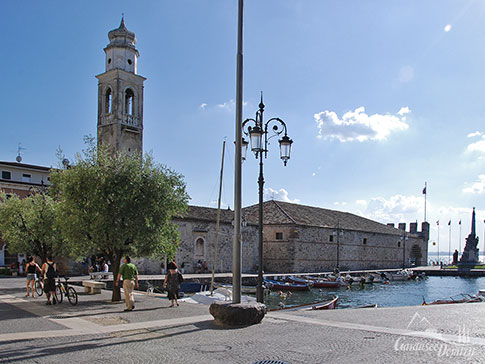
[436,220,439,226]
[422,186,426,194]
[448,220,451,226]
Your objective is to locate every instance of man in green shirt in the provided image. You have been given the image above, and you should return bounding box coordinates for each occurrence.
[115,256,139,311]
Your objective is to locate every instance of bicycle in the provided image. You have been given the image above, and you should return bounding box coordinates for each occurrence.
[35,276,44,297]
[55,277,78,305]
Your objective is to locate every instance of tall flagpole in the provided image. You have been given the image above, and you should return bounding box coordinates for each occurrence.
[437,221,440,263]
[423,182,427,222]
[459,220,462,253]
[448,220,451,265]
[232,0,244,304]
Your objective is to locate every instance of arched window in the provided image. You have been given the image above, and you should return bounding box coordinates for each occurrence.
[105,88,112,114]
[124,88,135,115]
[195,237,205,257]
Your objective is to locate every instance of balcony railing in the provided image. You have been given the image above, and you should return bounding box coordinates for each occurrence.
[100,114,140,128]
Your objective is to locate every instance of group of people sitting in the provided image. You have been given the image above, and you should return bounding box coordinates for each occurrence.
[87,256,109,274]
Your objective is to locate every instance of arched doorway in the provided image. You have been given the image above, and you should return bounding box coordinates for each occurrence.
[410,244,422,266]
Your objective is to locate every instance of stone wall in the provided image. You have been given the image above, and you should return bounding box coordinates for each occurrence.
[263,223,428,273]
[173,219,258,274]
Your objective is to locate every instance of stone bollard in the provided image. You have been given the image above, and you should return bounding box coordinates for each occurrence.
[209,301,267,327]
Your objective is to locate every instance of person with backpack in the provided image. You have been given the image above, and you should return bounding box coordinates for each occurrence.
[41,255,57,305]
[163,261,183,307]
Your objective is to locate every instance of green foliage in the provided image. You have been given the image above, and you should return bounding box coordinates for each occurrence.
[50,139,189,300]
[0,190,65,262]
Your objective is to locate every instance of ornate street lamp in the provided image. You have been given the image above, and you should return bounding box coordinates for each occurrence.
[243,93,293,303]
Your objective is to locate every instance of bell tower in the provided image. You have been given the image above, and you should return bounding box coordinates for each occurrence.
[96,17,146,155]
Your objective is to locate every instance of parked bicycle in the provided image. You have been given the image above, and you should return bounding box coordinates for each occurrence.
[55,276,78,305]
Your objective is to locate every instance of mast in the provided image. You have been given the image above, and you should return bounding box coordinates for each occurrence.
[210,140,226,295]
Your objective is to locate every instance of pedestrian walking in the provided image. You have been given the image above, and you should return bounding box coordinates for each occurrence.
[163,261,183,307]
[25,257,41,298]
[41,255,57,305]
[115,256,138,312]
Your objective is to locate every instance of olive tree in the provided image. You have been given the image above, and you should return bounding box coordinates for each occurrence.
[50,141,189,301]
[0,189,65,263]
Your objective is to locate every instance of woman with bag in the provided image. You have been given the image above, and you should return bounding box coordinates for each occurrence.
[163,261,183,307]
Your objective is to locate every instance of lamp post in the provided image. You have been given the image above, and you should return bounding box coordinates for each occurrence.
[242,94,293,303]
[333,222,343,270]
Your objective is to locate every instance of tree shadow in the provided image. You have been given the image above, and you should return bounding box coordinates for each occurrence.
[0,319,232,363]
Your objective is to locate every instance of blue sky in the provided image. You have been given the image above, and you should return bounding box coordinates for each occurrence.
[2,1,485,257]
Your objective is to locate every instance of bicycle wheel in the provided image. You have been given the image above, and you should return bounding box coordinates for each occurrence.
[67,287,78,305]
[35,280,44,296]
[54,284,63,304]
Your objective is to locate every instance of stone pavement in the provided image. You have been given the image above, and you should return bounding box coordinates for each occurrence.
[1,276,485,364]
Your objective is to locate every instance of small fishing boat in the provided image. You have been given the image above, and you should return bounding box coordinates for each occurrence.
[269,296,339,311]
[287,276,315,287]
[423,294,484,305]
[313,279,346,288]
[288,275,345,288]
[312,296,339,310]
[353,303,378,309]
[264,279,311,291]
[389,270,410,281]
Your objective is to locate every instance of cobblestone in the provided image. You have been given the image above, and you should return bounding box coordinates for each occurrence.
[1,277,485,364]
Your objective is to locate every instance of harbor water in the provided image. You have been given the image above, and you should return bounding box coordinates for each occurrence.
[263,276,485,310]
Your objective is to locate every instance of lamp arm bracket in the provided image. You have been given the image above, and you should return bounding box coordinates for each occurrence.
[242,118,257,137]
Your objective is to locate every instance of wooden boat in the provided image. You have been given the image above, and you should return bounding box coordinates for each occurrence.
[299,275,348,288]
[287,276,315,287]
[353,303,378,309]
[424,294,484,305]
[312,296,339,310]
[313,280,346,288]
[264,279,311,291]
[389,270,410,281]
[269,296,338,311]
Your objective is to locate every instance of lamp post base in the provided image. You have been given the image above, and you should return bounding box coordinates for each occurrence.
[209,301,267,327]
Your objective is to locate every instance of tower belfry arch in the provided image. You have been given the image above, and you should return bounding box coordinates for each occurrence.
[96,17,146,155]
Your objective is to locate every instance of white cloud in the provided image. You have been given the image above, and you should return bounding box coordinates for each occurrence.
[397,106,410,116]
[263,187,300,203]
[357,194,422,223]
[463,175,485,194]
[333,201,348,206]
[398,66,414,83]
[312,172,316,177]
[217,99,236,111]
[314,106,410,142]
[467,131,481,138]
[444,24,452,32]
[199,99,248,112]
[346,194,484,260]
[467,139,485,153]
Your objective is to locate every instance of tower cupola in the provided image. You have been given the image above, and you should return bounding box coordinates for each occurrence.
[97,18,146,155]
[104,17,139,73]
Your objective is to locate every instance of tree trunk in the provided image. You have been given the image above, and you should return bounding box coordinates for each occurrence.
[110,249,122,302]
